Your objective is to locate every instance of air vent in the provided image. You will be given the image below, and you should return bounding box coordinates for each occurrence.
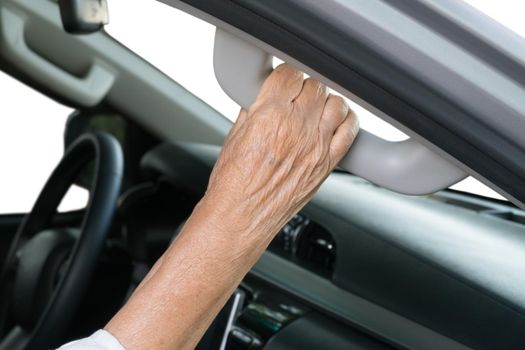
[295,222,336,276]
[270,214,336,278]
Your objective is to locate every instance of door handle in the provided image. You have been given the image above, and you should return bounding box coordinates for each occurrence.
[0,6,115,107]
[214,28,467,195]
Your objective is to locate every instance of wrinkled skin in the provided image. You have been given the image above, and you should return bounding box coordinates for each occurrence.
[104,64,359,350]
[206,64,358,242]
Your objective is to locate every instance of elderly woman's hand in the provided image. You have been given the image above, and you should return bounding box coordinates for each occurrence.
[104,64,359,350]
[203,64,358,241]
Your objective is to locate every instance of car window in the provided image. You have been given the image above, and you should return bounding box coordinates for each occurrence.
[105,0,406,141]
[0,72,88,214]
[105,0,505,201]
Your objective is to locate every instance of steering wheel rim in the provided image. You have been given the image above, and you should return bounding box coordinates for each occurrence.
[0,132,123,350]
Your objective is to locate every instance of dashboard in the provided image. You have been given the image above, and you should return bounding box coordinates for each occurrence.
[110,141,525,350]
[68,109,525,349]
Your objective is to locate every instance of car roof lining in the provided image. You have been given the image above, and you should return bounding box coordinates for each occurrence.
[0,0,232,145]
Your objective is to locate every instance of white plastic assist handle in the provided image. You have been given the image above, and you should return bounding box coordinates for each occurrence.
[0,6,115,107]
[214,28,467,195]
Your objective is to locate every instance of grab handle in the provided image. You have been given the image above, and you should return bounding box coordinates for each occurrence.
[0,7,114,107]
[214,28,466,195]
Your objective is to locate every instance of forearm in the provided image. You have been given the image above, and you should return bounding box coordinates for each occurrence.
[105,195,277,350]
[103,64,358,350]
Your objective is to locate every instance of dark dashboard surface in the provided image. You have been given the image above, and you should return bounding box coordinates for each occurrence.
[133,142,525,350]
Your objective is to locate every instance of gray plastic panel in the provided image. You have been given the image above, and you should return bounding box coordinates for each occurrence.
[0,6,115,107]
[214,28,466,195]
[0,0,231,146]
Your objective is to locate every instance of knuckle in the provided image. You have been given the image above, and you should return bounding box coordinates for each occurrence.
[300,78,328,103]
[318,83,329,99]
[347,110,359,132]
[303,77,318,90]
[322,96,347,125]
[275,64,299,79]
[331,95,347,109]
[328,95,348,116]
[308,77,323,89]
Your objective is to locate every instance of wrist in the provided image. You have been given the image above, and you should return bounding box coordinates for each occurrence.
[192,192,256,237]
[183,192,278,251]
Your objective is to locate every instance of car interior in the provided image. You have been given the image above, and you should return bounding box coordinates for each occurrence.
[1,0,525,349]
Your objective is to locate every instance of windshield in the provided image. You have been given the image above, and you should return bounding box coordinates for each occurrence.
[105,0,506,201]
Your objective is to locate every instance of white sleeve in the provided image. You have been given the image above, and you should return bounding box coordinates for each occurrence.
[57,330,125,350]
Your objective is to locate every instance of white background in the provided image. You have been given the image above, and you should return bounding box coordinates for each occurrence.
[1,0,523,214]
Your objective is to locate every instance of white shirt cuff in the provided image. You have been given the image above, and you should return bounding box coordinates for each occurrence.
[57,329,125,350]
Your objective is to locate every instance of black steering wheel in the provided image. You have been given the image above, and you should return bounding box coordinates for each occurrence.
[0,133,123,350]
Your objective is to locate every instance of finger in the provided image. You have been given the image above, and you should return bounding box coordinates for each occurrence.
[254,64,304,106]
[319,94,349,137]
[329,109,359,166]
[294,78,329,118]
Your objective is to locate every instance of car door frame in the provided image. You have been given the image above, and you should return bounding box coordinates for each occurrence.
[163,0,525,208]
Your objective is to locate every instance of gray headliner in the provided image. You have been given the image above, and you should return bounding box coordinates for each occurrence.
[0,0,231,146]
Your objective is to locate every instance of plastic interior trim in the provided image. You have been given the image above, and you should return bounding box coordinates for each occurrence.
[0,6,115,107]
[252,252,470,350]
